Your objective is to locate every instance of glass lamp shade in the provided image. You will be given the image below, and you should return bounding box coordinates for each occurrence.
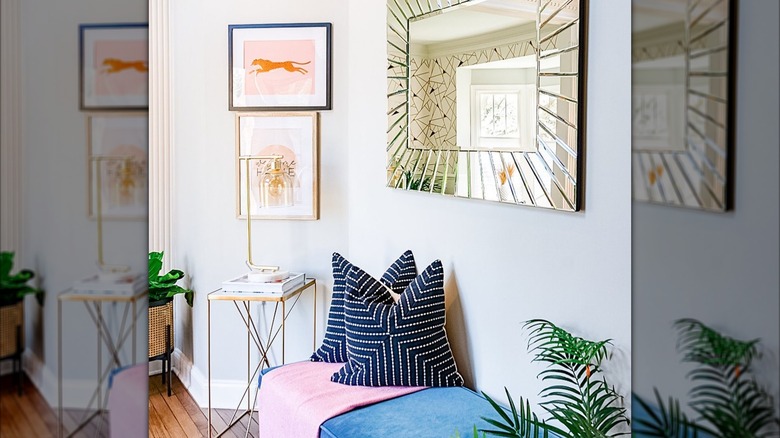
[260,158,294,208]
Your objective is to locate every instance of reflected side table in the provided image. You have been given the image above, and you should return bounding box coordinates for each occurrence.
[57,288,146,438]
[206,278,316,438]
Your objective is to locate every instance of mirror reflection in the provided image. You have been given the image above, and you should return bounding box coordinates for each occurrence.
[387,0,585,211]
[632,0,734,211]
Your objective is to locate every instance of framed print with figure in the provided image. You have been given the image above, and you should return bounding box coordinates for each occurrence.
[236,112,319,220]
[228,23,332,111]
[80,23,149,110]
[87,113,148,220]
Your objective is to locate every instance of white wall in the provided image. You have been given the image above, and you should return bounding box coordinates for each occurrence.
[347,0,632,414]
[167,0,350,407]
[633,0,780,417]
[167,0,633,423]
[18,0,148,406]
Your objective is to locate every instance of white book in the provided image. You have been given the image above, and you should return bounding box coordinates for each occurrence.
[73,273,146,296]
[222,272,305,294]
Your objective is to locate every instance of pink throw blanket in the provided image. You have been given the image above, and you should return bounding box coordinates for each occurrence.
[257,361,426,437]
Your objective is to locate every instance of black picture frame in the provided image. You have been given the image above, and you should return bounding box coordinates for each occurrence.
[228,22,332,111]
[79,23,149,111]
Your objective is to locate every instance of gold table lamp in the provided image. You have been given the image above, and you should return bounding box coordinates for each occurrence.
[239,155,290,282]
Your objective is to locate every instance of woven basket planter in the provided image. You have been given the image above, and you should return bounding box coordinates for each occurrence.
[148,298,173,358]
[0,301,23,359]
[149,297,174,396]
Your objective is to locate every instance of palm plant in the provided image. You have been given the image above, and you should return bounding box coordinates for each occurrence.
[633,319,780,437]
[481,390,550,437]
[480,319,629,438]
[148,251,193,306]
[452,425,488,438]
[0,251,43,307]
[403,170,432,191]
[633,388,704,437]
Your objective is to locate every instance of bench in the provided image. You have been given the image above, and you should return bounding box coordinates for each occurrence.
[258,364,556,438]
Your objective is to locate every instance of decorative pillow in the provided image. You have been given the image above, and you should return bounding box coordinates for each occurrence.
[332,259,464,387]
[310,251,417,363]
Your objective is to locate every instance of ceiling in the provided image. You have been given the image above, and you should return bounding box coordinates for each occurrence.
[410,0,576,45]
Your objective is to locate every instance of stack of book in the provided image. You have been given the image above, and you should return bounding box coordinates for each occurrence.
[73,273,146,296]
[222,272,305,295]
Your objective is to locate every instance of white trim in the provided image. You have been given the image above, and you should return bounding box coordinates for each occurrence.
[0,0,23,256]
[20,349,58,408]
[169,348,262,410]
[148,0,175,261]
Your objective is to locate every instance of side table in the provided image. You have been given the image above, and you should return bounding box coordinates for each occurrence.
[57,288,146,438]
[207,278,316,438]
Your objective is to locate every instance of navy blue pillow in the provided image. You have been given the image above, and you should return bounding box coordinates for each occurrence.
[310,251,417,363]
[332,259,464,387]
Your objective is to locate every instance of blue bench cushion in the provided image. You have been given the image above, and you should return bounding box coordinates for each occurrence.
[321,387,503,438]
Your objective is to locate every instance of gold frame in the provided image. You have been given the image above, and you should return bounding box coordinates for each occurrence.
[234,111,320,221]
[86,112,149,221]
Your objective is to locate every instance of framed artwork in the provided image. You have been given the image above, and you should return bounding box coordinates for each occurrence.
[87,113,148,220]
[80,23,149,110]
[236,112,319,220]
[228,23,332,111]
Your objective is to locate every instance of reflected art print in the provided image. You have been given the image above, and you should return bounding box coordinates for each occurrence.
[80,23,149,110]
[88,114,148,219]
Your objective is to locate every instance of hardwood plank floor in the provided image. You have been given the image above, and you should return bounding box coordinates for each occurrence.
[1,373,57,438]
[1,372,258,438]
[148,373,258,438]
[0,373,111,438]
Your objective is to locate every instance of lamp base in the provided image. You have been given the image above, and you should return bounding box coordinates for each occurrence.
[246,269,289,283]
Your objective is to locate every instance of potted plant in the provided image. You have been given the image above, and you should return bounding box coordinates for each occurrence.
[633,319,780,437]
[0,251,44,394]
[479,319,630,437]
[148,251,193,396]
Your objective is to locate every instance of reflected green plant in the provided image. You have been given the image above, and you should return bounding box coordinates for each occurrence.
[0,251,44,307]
[633,319,780,437]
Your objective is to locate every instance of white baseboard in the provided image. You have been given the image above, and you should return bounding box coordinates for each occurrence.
[22,348,58,405]
[22,348,152,410]
[169,349,259,410]
[21,345,260,411]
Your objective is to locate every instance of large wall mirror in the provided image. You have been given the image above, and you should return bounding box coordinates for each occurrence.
[386,0,587,211]
[632,0,736,211]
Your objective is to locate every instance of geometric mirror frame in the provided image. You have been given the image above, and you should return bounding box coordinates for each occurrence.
[632,0,736,211]
[387,0,588,211]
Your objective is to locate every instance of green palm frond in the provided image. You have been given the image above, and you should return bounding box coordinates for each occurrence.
[674,319,759,367]
[525,319,611,369]
[403,170,433,191]
[633,389,707,437]
[674,319,780,438]
[522,319,629,438]
[687,363,779,437]
[148,251,193,306]
[452,425,487,438]
[479,389,557,438]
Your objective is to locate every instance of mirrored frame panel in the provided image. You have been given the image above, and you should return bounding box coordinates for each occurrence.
[632,0,736,211]
[386,0,587,211]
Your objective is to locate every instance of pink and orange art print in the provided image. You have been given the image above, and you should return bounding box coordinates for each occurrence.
[236,112,319,220]
[81,24,148,110]
[229,23,331,111]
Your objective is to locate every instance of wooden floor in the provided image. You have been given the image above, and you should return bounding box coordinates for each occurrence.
[1,371,256,438]
[1,372,113,438]
[1,373,59,437]
[149,373,259,438]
